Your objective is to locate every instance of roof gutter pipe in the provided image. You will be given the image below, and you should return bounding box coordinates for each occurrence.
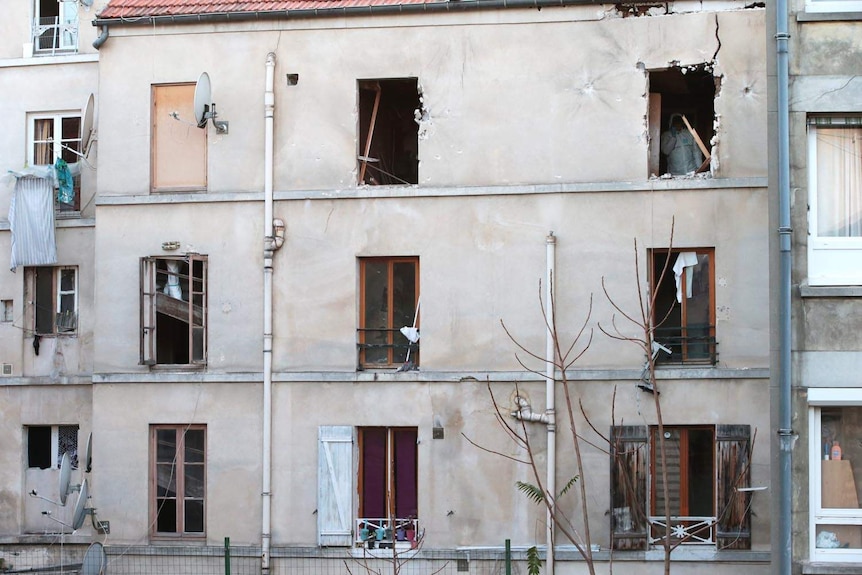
[93,0,601,28]
[92,26,109,49]
[261,51,280,575]
[775,0,792,570]
[545,231,556,575]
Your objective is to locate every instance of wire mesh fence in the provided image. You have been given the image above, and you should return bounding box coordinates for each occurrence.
[0,544,529,575]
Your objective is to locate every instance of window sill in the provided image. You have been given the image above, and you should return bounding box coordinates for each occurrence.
[798,11,862,21]
[803,561,862,574]
[147,364,207,371]
[800,281,862,298]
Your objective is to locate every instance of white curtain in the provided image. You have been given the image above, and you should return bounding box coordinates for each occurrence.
[9,176,57,271]
[817,127,862,237]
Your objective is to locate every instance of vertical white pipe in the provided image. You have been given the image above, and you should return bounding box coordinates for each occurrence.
[545,232,556,575]
[261,51,276,575]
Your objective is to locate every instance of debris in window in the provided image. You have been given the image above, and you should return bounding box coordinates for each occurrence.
[358,79,420,186]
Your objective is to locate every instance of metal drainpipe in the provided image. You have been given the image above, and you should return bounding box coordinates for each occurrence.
[262,51,277,575]
[545,232,556,575]
[775,0,793,571]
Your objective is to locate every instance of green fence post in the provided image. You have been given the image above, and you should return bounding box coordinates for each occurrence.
[505,539,511,575]
[224,537,231,575]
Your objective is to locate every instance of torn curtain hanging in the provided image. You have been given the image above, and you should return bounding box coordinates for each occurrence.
[9,176,57,271]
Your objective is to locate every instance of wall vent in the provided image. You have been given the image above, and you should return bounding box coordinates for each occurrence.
[2,363,13,376]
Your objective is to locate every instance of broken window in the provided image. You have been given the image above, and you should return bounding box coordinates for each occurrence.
[151,84,207,192]
[27,425,78,469]
[358,257,419,369]
[648,67,717,177]
[26,266,78,335]
[611,424,751,550]
[140,255,207,366]
[151,424,206,536]
[357,79,419,186]
[650,248,716,364]
[32,0,78,54]
[28,113,81,211]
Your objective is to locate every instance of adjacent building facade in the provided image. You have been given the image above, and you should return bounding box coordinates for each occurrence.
[770,0,862,572]
[1,0,772,574]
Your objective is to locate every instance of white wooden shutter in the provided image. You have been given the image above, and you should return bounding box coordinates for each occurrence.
[318,426,354,546]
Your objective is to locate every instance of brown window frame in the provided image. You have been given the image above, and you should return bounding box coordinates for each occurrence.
[26,266,78,336]
[649,247,716,364]
[140,255,208,367]
[358,257,419,369]
[150,424,206,538]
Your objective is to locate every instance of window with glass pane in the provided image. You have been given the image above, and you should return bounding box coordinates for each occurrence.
[650,248,716,364]
[29,266,77,335]
[358,257,419,368]
[152,425,206,536]
[29,114,82,211]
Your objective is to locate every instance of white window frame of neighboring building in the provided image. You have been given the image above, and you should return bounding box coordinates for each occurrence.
[807,117,862,286]
[805,0,862,12]
[32,0,78,54]
[808,388,862,562]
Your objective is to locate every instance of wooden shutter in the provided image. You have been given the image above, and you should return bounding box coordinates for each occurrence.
[318,426,354,546]
[610,425,649,550]
[140,257,156,365]
[715,424,751,550]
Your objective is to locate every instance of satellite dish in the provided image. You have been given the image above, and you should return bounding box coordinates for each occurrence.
[81,542,106,575]
[84,432,93,473]
[81,94,95,156]
[58,452,72,505]
[72,478,89,531]
[194,72,212,129]
[193,72,229,134]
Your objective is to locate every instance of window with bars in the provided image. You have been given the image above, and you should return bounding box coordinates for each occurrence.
[32,0,78,54]
[358,257,419,369]
[151,425,206,536]
[27,425,78,469]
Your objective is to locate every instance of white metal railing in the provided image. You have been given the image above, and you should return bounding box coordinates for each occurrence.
[648,516,716,545]
[355,517,419,548]
[33,17,78,55]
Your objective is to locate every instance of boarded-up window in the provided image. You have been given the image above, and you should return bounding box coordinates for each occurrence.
[151,84,207,192]
[318,426,355,546]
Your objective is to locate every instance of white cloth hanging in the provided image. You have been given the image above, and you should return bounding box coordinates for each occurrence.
[672,251,699,303]
[9,176,57,271]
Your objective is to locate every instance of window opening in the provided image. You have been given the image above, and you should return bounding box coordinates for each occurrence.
[141,255,207,366]
[29,266,78,335]
[2,300,13,322]
[649,67,717,176]
[358,427,418,548]
[650,248,716,364]
[358,79,419,186]
[29,114,82,211]
[33,0,78,54]
[151,425,206,535]
[358,257,419,369]
[27,425,78,469]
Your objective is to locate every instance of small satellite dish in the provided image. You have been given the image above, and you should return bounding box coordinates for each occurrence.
[72,479,89,531]
[81,94,95,156]
[84,432,93,473]
[59,452,72,505]
[81,542,106,575]
[193,72,229,134]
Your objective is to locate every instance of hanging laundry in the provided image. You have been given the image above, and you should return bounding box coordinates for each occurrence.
[9,176,57,271]
[55,157,74,206]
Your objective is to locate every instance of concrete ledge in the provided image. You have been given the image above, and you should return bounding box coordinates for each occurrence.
[0,54,98,68]
[799,282,862,298]
[797,11,862,21]
[94,177,769,206]
[802,562,862,574]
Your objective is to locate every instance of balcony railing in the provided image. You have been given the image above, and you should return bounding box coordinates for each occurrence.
[33,17,78,55]
[649,515,716,545]
[355,517,420,549]
[356,328,419,368]
[653,326,717,365]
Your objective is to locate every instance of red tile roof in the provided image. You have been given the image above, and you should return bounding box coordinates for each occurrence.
[98,0,445,18]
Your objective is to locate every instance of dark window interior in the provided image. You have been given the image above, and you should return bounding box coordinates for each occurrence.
[28,426,51,469]
[358,79,419,186]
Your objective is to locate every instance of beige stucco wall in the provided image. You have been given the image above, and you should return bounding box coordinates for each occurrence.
[94,8,766,196]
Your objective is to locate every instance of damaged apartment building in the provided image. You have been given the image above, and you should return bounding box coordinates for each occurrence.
[0,0,771,574]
